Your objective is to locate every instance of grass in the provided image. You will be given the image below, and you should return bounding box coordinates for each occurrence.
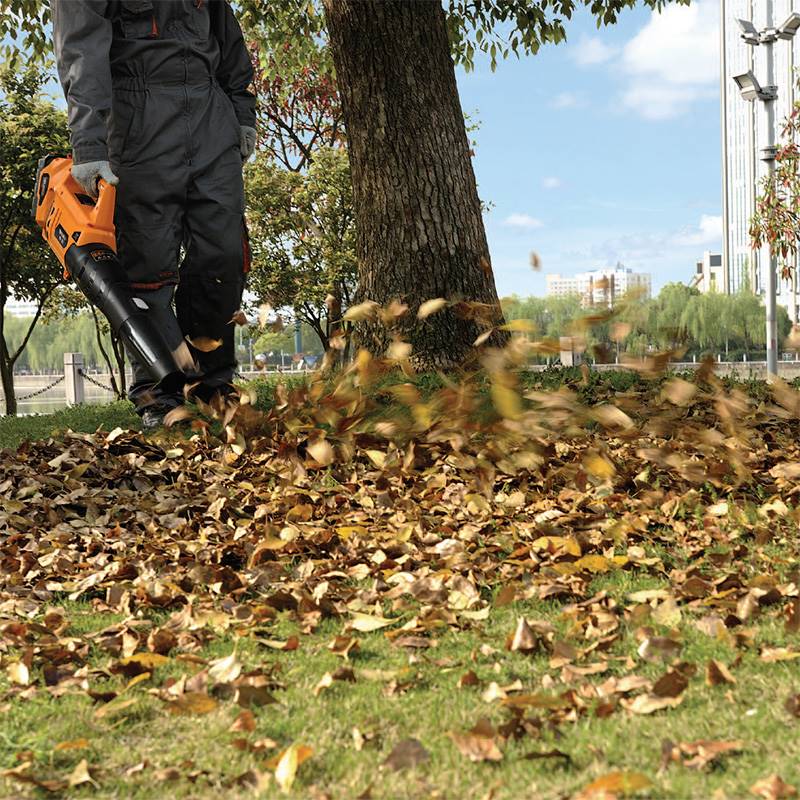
[3,371,800,797]
[1,570,799,799]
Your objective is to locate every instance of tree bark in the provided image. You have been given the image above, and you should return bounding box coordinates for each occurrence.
[322,0,505,371]
[0,342,16,416]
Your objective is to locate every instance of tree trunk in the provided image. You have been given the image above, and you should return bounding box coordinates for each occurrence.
[0,346,16,416]
[322,0,505,370]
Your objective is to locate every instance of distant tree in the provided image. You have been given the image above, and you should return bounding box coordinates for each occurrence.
[44,287,127,398]
[0,66,70,415]
[245,146,357,353]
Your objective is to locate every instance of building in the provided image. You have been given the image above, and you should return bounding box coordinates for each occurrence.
[695,251,725,293]
[545,266,652,307]
[720,0,799,318]
[4,297,38,317]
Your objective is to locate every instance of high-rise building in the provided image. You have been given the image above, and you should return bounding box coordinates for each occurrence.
[545,266,651,307]
[695,251,725,292]
[720,0,799,316]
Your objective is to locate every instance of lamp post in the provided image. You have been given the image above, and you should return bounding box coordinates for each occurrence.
[733,7,800,376]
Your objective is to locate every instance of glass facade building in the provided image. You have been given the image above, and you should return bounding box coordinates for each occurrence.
[721,0,799,316]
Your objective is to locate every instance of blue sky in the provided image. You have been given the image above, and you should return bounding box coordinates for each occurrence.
[456,0,721,298]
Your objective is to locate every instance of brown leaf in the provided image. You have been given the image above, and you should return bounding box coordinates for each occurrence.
[163,405,194,427]
[383,739,430,771]
[449,729,503,763]
[706,659,736,687]
[229,709,257,733]
[624,692,684,715]
[186,335,223,352]
[750,774,798,799]
[507,617,539,653]
[229,309,249,326]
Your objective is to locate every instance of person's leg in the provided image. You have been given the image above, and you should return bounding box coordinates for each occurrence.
[112,167,189,414]
[176,145,247,397]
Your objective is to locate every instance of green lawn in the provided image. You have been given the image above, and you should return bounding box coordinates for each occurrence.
[2,369,800,798]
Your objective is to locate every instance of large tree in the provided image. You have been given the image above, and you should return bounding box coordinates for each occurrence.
[0,66,70,415]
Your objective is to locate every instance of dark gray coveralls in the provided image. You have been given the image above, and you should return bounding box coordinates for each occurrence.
[52,0,255,410]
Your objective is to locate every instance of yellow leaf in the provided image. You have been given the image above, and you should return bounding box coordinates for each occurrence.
[306,439,334,466]
[165,692,219,715]
[274,743,313,793]
[343,301,379,322]
[68,759,96,788]
[491,383,521,419]
[574,555,612,574]
[500,319,537,333]
[186,335,223,352]
[349,612,398,632]
[93,697,138,720]
[7,661,29,685]
[208,651,242,683]
[417,298,448,319]
[118,653,169,670]
[365,449,386,469]
[54,739,90,753]
[579,770,652,797]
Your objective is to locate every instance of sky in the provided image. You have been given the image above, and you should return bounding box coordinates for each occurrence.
[455,0,722,298]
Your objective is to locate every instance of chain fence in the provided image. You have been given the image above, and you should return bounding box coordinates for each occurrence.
[78,369,118,394]
[16,374,65,401]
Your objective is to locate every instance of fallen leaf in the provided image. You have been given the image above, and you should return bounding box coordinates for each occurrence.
[751,774,798,799]
[165,692,218,716]
[273,743,313,793]
[383,739,430,771]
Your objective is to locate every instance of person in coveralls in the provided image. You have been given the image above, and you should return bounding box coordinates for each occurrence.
[52,0,256,430]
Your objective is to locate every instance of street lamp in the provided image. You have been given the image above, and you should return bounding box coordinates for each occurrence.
[733,6,800,376]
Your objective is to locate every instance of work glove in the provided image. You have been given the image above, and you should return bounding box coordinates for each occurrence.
[239,125,257,161]
[71,160,119,199]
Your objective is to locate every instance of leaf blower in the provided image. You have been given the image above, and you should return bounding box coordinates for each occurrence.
[32,155,188,394]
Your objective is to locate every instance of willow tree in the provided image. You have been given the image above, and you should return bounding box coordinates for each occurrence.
[4,0,691,370]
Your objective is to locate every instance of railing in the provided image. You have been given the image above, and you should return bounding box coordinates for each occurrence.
[4,351,800,416]
[2,353,314,415]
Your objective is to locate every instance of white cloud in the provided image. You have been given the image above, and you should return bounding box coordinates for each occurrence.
[542,177,562,190]
[565,214,722,264]
[503,213,544,229]
[620,0,719,120]
[672,214,723,246]
[552,91,580,109]
[571,35,618,66]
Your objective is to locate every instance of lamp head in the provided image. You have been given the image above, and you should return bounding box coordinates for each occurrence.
[736,17,761,44]
[733,70,762,101]
[778,12,800,39]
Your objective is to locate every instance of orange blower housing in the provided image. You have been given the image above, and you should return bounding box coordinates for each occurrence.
[32,155,186,393]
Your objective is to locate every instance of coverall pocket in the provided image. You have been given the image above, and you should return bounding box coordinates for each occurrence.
[120,0,156,39]
[182,0,211,40]
[108,92,143,161]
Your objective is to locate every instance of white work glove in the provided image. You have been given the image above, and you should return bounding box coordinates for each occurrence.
[71,160,119,199]
[239,125,257,161]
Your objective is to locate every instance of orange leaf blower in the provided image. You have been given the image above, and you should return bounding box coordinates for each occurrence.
[33,155,187,393]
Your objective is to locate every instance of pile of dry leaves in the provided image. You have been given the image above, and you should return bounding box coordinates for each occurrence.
[2,335,800,797]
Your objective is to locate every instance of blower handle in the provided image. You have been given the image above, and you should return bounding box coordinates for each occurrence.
[91,178,116,231]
